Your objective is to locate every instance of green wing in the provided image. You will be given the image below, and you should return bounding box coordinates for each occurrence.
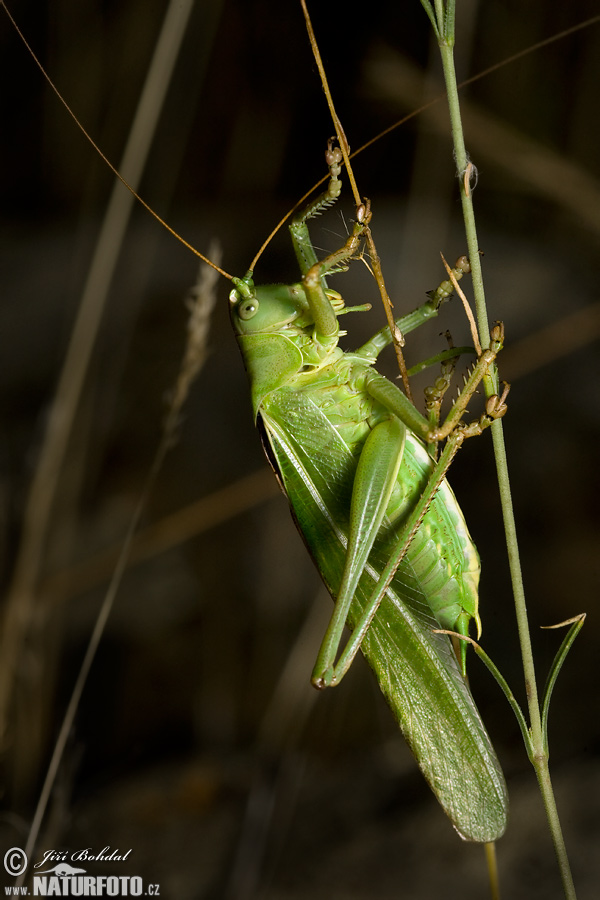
[260,387,508,842]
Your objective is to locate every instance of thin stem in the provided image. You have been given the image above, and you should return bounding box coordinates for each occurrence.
[484,842,500,900]
[534,761,577,899]
[432,10,576,899]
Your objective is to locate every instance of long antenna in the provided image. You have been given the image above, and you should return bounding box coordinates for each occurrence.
[0,0,233,281]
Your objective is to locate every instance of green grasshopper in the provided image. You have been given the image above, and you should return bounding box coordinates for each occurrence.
[1,0,507,847]
[229,144,508,842]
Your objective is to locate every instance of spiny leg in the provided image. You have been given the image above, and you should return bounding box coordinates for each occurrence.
[289,139,344,277]
[355,255,473,363]
[429,322,508,442]
[288,140,369,348]
[311,417,407,688]
[423,332,459,459]
[317,425,469,686]
[363,322,507,452]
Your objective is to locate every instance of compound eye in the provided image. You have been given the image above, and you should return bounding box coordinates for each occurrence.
[237,298,259,320]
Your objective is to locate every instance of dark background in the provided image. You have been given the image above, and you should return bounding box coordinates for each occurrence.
[1,0,599,896]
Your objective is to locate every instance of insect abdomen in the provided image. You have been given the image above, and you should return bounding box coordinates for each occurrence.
[387,432,481,633]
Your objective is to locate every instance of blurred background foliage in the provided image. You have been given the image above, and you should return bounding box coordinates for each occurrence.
[0,0,599,896]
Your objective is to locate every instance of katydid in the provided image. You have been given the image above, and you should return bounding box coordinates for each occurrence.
[229,145,508,842]
[1,0,508,846]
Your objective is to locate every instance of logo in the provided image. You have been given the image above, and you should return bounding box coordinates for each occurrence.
[36,864,86,876]
[2,846,161,896]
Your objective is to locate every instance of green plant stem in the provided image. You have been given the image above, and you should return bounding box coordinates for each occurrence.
[535,761,577,898]
[430,11,576,900]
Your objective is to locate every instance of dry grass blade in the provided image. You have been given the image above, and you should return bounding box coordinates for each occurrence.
[440,252,482,356]
[17,243,221,882]
[164,244,222,444]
